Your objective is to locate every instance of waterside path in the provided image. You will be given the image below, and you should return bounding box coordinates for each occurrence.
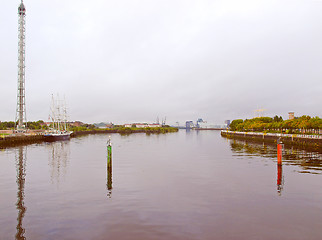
[221,130,322,151]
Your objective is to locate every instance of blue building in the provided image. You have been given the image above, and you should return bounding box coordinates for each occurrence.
[196,118,204,128]
[185,121,194,129]
[225,120,231,127]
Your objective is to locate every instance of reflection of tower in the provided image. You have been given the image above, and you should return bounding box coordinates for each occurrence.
[15,146,26,240]
[16,1,27,130]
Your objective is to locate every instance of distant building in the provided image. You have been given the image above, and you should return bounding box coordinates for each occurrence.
[186,121,194,129]
[196,118,204,128]
[94,122,113,128]
[288,112,295,120]
[225,120,231,127]
[105,123,113,128]
[0,130,14,134]
[136,123,148,128]
[44,122,53,127]
[123,123,161,128]
[148,123,162,128]
[44,121,84,127]
[70,121,84,127]
[39,122,48,127]
[198,122,224,129]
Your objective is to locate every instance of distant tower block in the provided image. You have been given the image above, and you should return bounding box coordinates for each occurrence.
[16,1,27,130]
[288,112,294,120]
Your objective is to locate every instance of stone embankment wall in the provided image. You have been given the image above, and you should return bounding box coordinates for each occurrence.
[221,130,322,151]
[0,130,116,147]
[70,130,119,137]
[0,128,178,147]
[0,130,14,134]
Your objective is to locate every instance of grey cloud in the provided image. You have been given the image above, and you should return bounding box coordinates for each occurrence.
[1,0,321,124]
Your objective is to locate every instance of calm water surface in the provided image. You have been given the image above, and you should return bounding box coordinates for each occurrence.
[1,130,322,240]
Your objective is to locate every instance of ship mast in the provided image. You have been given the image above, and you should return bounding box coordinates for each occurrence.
[16,0,27,130]
[49,94,69,132]
[49,94,56,130]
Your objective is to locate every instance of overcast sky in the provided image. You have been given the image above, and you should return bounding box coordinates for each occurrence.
[1,0,321,125]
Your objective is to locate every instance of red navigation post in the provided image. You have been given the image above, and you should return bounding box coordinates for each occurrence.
[277,138,282,165]
[277,138,283,195]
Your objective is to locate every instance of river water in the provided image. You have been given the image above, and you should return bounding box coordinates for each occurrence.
[1,130,322,240]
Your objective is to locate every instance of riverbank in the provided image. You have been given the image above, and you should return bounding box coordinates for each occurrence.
[0,133,44,147]
[0,127,179,147]
[71,126,178,136]
[221,130,322,152]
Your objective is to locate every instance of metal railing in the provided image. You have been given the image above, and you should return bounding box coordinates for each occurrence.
[221,130,322,140]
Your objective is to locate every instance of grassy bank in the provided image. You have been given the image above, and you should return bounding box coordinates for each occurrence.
[71,126,179,136]
[0,127,179,148]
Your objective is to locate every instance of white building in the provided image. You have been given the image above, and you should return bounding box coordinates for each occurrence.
[123,123,161,128]
[198,122,224,129]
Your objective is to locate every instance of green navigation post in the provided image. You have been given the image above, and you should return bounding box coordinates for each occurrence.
[107,137,112,192]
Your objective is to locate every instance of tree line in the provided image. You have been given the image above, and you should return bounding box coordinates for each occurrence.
[229,115,322,134]
[0,120,48,130]
[0,121,179,135]
[0,121,96,131]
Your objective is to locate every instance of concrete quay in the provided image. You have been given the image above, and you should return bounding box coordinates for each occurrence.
[0,133,44,147]
[221,130,322,152]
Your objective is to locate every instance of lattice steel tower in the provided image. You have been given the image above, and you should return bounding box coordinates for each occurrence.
[16,0,27,130]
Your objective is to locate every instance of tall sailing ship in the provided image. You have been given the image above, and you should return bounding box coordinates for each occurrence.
[44,95,72,142]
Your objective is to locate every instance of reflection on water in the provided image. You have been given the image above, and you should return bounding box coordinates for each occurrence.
[107,166,112,198]
[277,163,284,195]
[15,146,26,240]
[107,140,112,198]
[230,139,322,195]
[230,139,322,174]
[47,141,70,185]
[2,131,322,240]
